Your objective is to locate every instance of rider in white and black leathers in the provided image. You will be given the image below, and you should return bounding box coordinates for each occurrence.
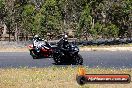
[33,35,44,52]
[33,35,42,48]
[33,35,52,52]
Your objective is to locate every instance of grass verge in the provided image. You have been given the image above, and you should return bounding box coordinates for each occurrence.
[0,66,132,88]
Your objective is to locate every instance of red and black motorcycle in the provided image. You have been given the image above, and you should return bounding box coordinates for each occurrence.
[28,43,55,59]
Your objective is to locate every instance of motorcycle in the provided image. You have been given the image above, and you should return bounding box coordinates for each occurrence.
[53,43,83,65]
[28,41,54,59]
[28,37,83,65]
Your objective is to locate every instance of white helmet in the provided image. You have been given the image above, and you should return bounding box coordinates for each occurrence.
[34,35,39,38]
[44,40,47,42]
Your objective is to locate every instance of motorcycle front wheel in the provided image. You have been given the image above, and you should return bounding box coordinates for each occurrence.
[53,53,62,65]
[30,50,39,59]
[73,54,83,65]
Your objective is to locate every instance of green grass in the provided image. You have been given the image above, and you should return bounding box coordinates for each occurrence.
[0,66,132,88]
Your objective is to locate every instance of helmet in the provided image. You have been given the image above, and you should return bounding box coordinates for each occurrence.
[44,40,47,42]
[34,35,39,38]
[63,34,68,39]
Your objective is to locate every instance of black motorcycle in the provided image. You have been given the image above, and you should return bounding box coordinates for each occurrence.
[53,43,83,65]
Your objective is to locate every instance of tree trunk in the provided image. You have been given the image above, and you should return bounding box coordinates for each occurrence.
[9,26,11,42]
[21,33,24,41]
[63,0,67,32]
[2,24,7,35]
[91,19,95,29]
[26,33,28,41]
[15,23,18,42]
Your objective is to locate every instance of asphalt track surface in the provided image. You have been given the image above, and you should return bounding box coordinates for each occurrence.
[0,51,132,68]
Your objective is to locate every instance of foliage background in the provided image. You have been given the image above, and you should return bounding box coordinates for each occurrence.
[0,0,131,41]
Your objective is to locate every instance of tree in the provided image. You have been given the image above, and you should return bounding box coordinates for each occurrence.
[0,0,131,41]
[0,0,7,38]
[0,0,5,21]
[21,4,35,39]
[37,0,62,39]
[107,23,119,38]
[92,22,102,38]
[78,4,92,40]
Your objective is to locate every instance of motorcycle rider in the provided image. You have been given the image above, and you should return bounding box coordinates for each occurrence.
[57,34,69,51]
[33,35,44,52]
[33,35,42,47]
[33,35,52,52]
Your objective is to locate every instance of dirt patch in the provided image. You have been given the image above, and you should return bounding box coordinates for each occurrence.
[1,46,132,52]
[80,46,132,51]
[0,47,28,52]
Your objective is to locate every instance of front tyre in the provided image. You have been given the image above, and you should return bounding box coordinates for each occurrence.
[53,53,62,65]
[73,54,83,65]
[30,50,38,59]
